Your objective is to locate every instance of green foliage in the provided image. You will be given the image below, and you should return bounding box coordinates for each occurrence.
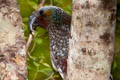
[17,0,120,80]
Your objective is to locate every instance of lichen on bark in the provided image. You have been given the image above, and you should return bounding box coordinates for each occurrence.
[0,0,27,80]
[67,0,116,80]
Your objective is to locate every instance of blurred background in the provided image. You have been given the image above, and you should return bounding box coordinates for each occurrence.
[17,0,120,80]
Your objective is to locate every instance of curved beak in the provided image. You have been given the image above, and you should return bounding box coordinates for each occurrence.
[29,15,36,32]
[28,12,40,33]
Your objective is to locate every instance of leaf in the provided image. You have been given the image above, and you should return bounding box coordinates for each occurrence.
[34,38,43,44]
[42,63,51,67]
[33,61,40,67]
[27,0,38,9]
[23,17,29,23]
[27,65,32,70]
[38,68,53,76]
[113,60,117,69]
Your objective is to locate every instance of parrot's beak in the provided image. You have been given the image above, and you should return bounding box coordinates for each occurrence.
[29,15,36,32]
[28,12,40,33]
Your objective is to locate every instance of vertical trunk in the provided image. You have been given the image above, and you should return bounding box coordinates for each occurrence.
[67,0,116,80]
[0,0,27,80]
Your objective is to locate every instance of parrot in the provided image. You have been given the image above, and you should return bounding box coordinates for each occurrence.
[29,6,71,79]
[28,6,113,80]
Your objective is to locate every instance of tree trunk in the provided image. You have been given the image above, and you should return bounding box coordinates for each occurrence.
[67,0,116,80]
[0,0,27,80]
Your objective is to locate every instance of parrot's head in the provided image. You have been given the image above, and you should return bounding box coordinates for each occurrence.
[29,6,63,32]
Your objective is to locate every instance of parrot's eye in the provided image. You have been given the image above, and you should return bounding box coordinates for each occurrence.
[39,10,44,15]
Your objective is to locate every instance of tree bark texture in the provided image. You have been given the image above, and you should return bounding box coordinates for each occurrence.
[67,0,116,80]
[0,0,27,80]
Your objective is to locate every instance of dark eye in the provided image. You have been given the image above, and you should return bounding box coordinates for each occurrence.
[39,10,44,15]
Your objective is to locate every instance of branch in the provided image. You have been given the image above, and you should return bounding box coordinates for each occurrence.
[38,0,46,8]
[26,32,34,54]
